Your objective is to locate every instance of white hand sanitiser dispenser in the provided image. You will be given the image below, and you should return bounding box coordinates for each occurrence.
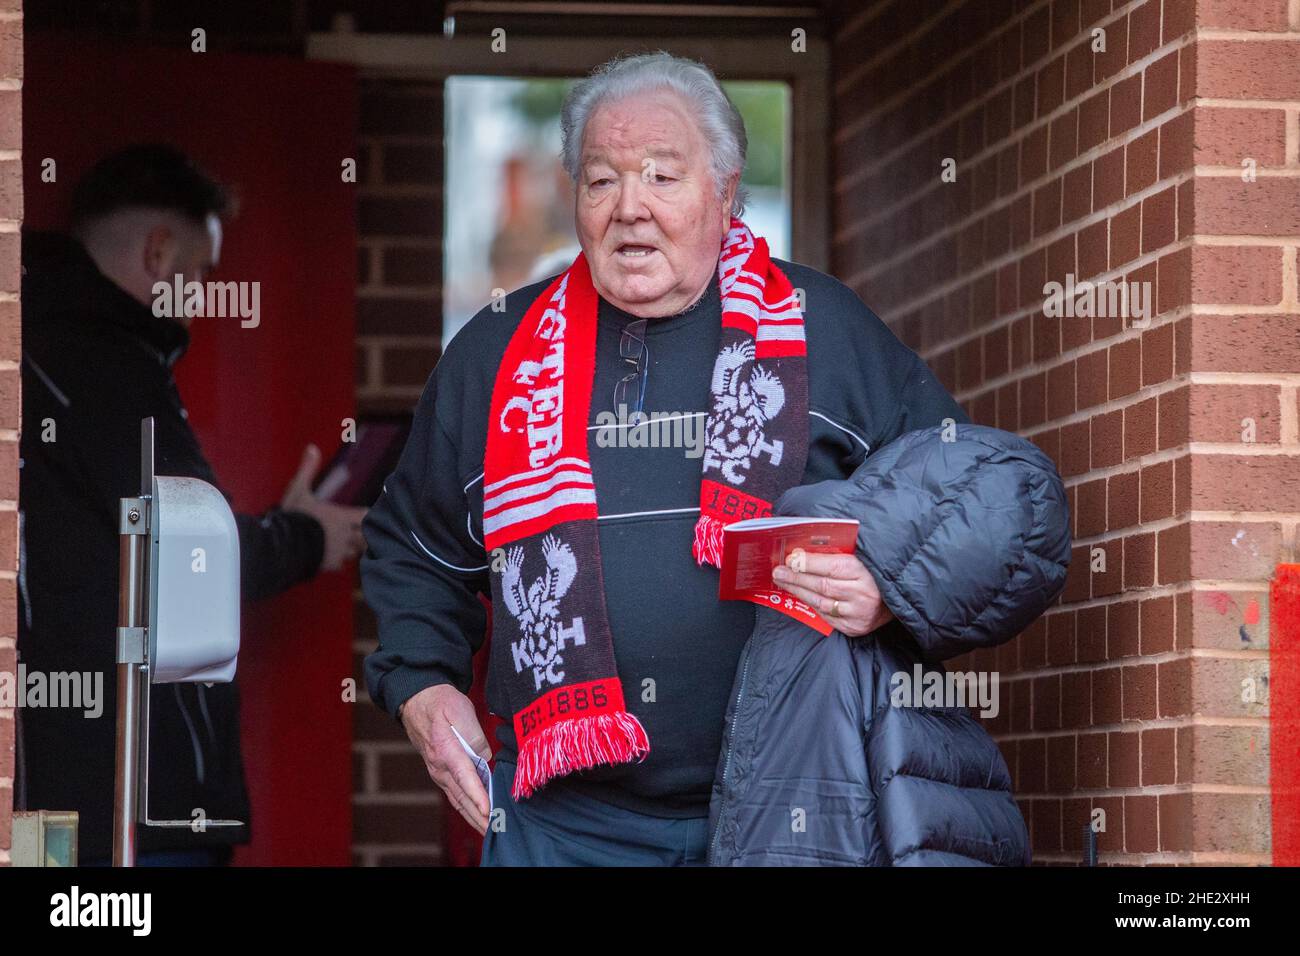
[113,417,243,866]
[149,471,240,684]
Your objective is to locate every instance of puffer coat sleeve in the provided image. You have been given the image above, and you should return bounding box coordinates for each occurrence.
[774,422,1071,661]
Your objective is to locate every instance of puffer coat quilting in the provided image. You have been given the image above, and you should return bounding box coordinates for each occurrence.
[708,424,1071,866]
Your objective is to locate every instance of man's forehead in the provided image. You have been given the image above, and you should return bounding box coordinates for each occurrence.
[582,143,688,166]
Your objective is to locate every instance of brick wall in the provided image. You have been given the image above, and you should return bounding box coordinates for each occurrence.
[351,77,448,866]
[830,0,1297,863]
[1176,0,1300,862]
[0,0,19,867]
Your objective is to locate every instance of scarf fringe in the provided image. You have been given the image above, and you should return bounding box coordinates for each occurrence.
[692,513,727,568]
[511,710,650,800]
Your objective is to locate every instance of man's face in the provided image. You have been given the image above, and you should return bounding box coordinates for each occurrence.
[148,213,221,328]
[575,90,736,317]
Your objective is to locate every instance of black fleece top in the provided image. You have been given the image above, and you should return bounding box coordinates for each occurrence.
[360,257,966,818]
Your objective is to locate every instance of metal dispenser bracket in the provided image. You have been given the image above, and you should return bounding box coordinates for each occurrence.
[113,417,244,867]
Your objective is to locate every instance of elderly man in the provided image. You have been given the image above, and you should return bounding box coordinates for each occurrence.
[361,52,966,866]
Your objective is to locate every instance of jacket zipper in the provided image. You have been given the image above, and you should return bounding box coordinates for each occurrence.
[196,683,219,749]
[709,637,753,865]
[174,684,206,785]
[17,509,31,631]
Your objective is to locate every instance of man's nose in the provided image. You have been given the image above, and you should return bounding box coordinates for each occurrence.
[613,172,651,221]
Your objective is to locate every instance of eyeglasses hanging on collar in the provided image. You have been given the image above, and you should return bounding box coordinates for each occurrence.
[614,317,649,416]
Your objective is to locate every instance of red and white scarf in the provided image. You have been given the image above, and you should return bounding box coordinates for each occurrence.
[485,217,808,799]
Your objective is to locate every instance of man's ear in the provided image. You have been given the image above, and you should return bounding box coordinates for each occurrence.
[723,173,740,226]
[141,222,177,282]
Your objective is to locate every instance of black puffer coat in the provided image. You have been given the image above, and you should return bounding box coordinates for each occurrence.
[708,424,1071,866]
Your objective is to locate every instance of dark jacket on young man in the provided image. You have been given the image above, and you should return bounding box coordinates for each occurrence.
[17,231,325,862]
[362,258,970,821]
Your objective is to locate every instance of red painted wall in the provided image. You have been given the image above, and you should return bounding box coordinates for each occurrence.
[23,34,357,865]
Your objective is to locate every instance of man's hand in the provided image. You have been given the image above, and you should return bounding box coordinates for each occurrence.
[279,444,367,572]
[772,548,895,638]
[399,684,493,834]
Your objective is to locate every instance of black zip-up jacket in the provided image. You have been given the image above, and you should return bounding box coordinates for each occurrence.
[361,258,967,819]
[16,231,325,861]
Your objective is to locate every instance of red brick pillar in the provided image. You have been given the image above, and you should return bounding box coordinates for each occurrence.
[829,0,1296,863]
[351,78,449,865]
[0,0,19,867]
[1175,0,1300,863]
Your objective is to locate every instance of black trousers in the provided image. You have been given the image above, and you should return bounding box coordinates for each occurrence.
[479,760,710,867]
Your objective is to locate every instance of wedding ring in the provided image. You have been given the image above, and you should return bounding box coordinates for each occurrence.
[831,599,841,616]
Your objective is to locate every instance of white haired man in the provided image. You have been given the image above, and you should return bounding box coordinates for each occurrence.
[361,52,965,865]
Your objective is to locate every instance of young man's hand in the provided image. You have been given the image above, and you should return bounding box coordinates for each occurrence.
[399,684,493,834]
[772,548,895,637]
[279,443,367,571]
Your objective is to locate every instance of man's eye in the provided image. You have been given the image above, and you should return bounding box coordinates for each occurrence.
[654,174,674,184]
[591,178,611,188]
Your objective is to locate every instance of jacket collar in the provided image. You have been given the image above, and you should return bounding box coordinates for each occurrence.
[21,230,192,369]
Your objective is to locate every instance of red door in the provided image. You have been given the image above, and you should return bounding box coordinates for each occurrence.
[23,35,357,865]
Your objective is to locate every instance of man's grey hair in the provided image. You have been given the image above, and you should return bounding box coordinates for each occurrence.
[560,51,749,218]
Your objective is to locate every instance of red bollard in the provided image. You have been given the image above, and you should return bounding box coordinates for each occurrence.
[1271,564,1300,866]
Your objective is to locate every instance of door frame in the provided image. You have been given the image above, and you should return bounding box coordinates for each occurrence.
[308,29,831,270]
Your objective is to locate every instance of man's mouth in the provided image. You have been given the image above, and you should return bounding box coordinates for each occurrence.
[616,243,658,258]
